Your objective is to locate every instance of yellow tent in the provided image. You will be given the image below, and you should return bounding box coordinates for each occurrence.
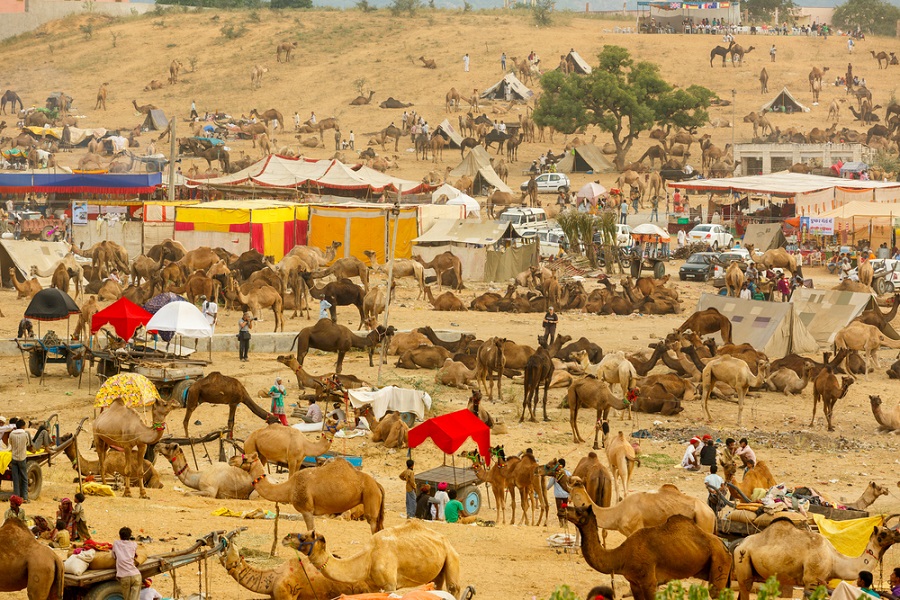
[308,204,418,262]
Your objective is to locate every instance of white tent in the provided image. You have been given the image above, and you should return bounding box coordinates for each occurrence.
[480,73,534,101]
[761,87,810,113]
[791,288,897,344]
[447,194,480,217]
[146,302,213,338]
[631,223,671,241]
[432,183,462,203]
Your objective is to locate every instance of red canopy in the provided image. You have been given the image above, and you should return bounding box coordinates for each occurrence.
[91,297,152,340]
[408,409,491,466]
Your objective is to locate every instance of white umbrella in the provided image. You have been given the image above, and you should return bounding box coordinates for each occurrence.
[576,181,607,201]
[146,301,213,338]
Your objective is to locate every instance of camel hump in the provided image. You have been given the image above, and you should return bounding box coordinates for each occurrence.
[659,483,682,493]
[587,451,598,459]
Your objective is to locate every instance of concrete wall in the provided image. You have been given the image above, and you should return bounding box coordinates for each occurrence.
[1,0,156,41]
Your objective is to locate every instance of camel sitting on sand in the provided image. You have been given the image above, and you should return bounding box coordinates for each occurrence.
[159,442,254,499]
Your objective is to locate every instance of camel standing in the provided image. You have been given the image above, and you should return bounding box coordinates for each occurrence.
[413,252,463,291]
[95,82,108,111]
[566,376,629,448]
[835,321,900,376]
[606,431,636,501]
[475,337,506,401]
[243,423,333,477]
[724,261,744,297]
[363,250,425,299]
[810,367,854,431]
[700,355,769,426]
[182,371,271,436]
[521,338,554,422]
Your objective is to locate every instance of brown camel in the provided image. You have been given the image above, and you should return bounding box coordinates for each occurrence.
[424,286,466,311]
[521,337,554,422]
[365,410,409,448]
[243,423,334,477]
[677,307,733,344]
[93,396,179,498]
[63,438,162,489]
[363,251,426,299]
[225,278,284,332]
[872,50,890,69]
[475,337,506,401]
[733,521,900,600]
[235,453,385,533]
[131,99,156,115]
[566,376,628,448]
[9,267,41,299]
[871,394,900,432]
[350,91,376,106]
[543,452,614,532]
[722,461,777,500]
[159,442,253,498]
[569,506,731,600]
[182,371,271,436]
[276,355,368,396]
[835,321,900,376]
[275,41,298,62]
[413,252,463,291]
[95,82,108,111]
[286,240,340,271]
[396,345,452,369]
[291,318,389,372]
[473,461,515,523]
[445,87,462,112]
[418,56,437,69]
[855,293,900,337]
[758,248,803,277]
[435,358,477,389]
[283,520,460,595]
[810,367,855,431]
[0,519,65,600]
[700,355,769,426]
[843,481,890,510]
[302,273,366,329]
[725,261,744,297]
[766,364,814,395]
[30,254,84,300]
[71,240,129,279]
[310,256,370,292]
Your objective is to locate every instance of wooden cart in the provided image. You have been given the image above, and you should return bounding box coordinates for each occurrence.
[1,419,85,500]
[415,465,484,516]
[88,347,205,403]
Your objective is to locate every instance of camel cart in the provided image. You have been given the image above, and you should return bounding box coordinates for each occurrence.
[409,409,492,517]
[63,529,244,600]
[0,418,85,501]
[627,223,671,279]
[16,288,84,382]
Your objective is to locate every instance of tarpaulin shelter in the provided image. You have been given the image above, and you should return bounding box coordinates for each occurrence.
[631,223,671,242]
[563,50,592,74]
[91,297,152,341]
[741,223,786,251]
[556,145,617,174]
[409,409,491,466]
[190,155,432,197]
[142,293,187,342]
[25,288,80,322]
[413,218,537,281]
[0,172,161,195]
[347,386,432,421]
[791,288,897,344]
[480,73,533,101]
[308,204,418,263]
[435,120,464,149]
[94,373,161,408]
[174,199,308,262]
[449,146,511,196]
[142,110,169,131]
[840,162,868,178]
[697,293,818,357]
[0,240,86,288]
[761,87,810,113]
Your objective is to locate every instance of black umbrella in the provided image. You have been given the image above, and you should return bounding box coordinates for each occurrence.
[24,288,80,322]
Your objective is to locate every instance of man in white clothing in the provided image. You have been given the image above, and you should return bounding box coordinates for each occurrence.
[681,437,701,470]
[200,295,218,334]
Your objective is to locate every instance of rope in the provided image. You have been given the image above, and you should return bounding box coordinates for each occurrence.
[294,550,321,600]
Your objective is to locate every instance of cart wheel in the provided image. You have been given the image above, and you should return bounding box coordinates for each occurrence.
[26,461,43,500]
[459,486,481,515]
[653,261,666,279]
[630,260,641,278]
[169,379,194,407]
[85,581,126,600]
[66,351,85,377]
[885,281,896,294]
[875,278,888,295]
[28,350,45,377]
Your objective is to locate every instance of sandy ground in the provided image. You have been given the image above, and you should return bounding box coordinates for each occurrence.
[3,261,900,600]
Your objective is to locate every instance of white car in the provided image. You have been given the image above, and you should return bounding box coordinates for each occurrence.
[519,173,571,194]
[687,224,734,250]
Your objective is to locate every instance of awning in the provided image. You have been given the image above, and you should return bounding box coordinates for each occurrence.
[817,200,900,219]
[409,409,491,465]
[413,219,521,245]
[667,172,900,197]
[91,297,153,340]
[146,301,212,338]
[0,172,162,195]
[347,386,432,421]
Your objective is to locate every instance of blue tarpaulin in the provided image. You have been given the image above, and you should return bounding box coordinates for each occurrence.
[0,172,162,195]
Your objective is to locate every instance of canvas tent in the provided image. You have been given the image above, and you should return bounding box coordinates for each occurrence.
[481,73,533,101]
[308,203,418,263]
[697,293,818,357]
[556,144,617,174]
[741,223,786,251]
[563,50,592,74]
[762,87,810,113]
[0,240,86,288]
[413,218,536,281]
[449,146,511,196]
[435,119,464,149]
[142,110,169,131]
[791,288,897,344]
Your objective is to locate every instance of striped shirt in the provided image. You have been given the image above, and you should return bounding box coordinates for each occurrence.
[8,429,30,461]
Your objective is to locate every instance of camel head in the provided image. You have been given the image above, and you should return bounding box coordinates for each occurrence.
[281,531,322,556]
[866,481,890,502]
[839,376,855,397]
[158,442,183,460]
[220,537,242,570]
[870,395,883,410]
[871,525,900,560]
[276,354,300,370]
[230,452,259,472]
[564,504,594,528]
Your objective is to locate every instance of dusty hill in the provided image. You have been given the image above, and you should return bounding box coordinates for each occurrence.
[1,9,891,191]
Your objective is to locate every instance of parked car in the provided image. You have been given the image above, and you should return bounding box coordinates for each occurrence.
[522,228,569,258]
[679,252,720,281]
[687,224,734,250]
[718,249,752,268]
[592,224,633,248]
[519,173,571,194]
[498,207,551,233]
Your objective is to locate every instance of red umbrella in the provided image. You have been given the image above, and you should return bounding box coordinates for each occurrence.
[91,297,152,341]
[409,409,491,466]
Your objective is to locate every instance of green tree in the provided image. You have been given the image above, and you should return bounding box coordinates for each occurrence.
[533,45,712,170]
[532,0,554,27]
[270,0,312,8]
[833,0,900,36]
[743,0,795,23]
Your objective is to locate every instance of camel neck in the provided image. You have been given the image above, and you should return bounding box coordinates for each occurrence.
[226,556,275,594]
[307,541,367,584]
[168,450,201,489]
[831,537,883,580]
[576,515,624,574]
[247,462,292,503]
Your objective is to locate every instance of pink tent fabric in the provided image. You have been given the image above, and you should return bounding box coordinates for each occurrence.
[408,409,491,466]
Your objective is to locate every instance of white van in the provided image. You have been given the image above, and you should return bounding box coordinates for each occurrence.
[498,207,551,233]
[520,228,569,258]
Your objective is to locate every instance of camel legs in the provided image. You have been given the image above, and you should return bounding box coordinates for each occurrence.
[824,399,836,432]
[736,388,746,427]
[96,439,109,486]
[570,404,584,444]
[541,382,551,422]
[810,392,820,428]
[301,512,316,532]
[335,350,346,374]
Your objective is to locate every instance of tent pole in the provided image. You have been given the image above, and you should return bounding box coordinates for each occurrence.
[168,117,177,203]
[377,197,401,387]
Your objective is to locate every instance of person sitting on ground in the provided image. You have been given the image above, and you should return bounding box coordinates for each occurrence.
[681,437,701,471]
[415,484,433,520]
[301,398,323,424]
[429,482,450,522]
[699,435,717,467]
[4,496,25,523]
[444,489,476,524]
[327,402,346,424]
[140,579,162,600]
[704,465,726,512]
[16,318,33,339]
[737,437,756,470]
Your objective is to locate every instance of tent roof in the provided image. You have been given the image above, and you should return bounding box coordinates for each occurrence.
[791,288,897,344]
[0,240,84,286]
[697,293,818,357]
[817,200,900,219]
[668,172,900,197]
[566,50,593,74]
[449,146,511,194]
[143,109,169,131]
[146,301,212,338]
[91,297,152,339]
[413,218,520,245]
[435,119,464,148]
[480,73,534,101]
[432,183,462,203]
[741,223,786,251]
[190,154,432,195]
[556,144,617,174]
[840,161,868,174]
[0,172,161,195]
[761,87,810,113]
[446,193,481,217]
[631,223,671,241]
[25,288,80,322]
[179,198,300,211]
[408,409,492,465]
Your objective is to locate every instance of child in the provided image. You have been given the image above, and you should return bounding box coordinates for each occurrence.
[444,489,477,524]
[112,527,142,600]
[140,579,162,600]
[73,493,90,541]
[399,459,416,519]
[41,519,71,549]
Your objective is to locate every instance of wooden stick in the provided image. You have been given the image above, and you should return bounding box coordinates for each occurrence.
[270,503,280,557]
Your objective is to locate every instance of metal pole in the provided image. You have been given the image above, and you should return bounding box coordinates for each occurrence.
[376,196,401,387]
[168,117,177,203]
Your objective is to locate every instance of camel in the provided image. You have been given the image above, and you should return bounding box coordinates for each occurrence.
[810,367,855,431]
[303,275,366,329]
[677,307,733,344]
[870,395,900,432]
[63,438,162,489]
[725,261,744,297]
[476,337,506,401]
[730,44,755,66]
[0,90,24,115]
[0,519,65,600]
[94,396,179,498]
[95,82,108,111]
[222,537,366,600]
[243,423,334,478]
[251,65,269,89]
[9,268,41,299]
[722,461,777,500]
[710,41,735,67]
[388,331,432,355]
[844,480,890,510]
[701,356,769,426]
[292,318,388,372]
[310,256,370,292]
[349,91,375,106]
[418,56,437,69]
[424,286,466,311]
[733,521,900,600]
[766,364,813,395]
[413,252,463,291]
[606,431,636,501]
[758,248,802,277]
[226,279,284,332]
[568,506,731,600]
[276,355,368,397]
[835,321,900,376]
[159,442,253,498]
[363,251,425,299]
[250,108,285,131]
[275,41,298,63]
[591,351,639,407]
[72,240,129,278]
[235,453,385,533]
[759,68,768,93]
[566,376,629,448]
[182,372,271,436]
[131,99,156,115]
[521,337,554,422]
[871,50,890,69]
[144,80,164,91]
[435,359,477,390]
[284,520,460,595]
[445,87,462,112]
[396,345,452,369]
[168,59,184,84]
[498,451,548,526]
[473,461,514,523]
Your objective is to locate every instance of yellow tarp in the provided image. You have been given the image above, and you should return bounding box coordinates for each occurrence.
[308,205,416,262]
[0,451,11,475]
[83,482,115,496]
[811,513,884,557]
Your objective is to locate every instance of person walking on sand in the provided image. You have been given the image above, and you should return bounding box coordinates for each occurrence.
[619,199,628,225]
[8,419,30,502]
[238,311,253,362]
[542,306,558,344]
[463,53,470,72]
[399,459,416,518]
[501,52,507,72]
[770,44,776,62]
